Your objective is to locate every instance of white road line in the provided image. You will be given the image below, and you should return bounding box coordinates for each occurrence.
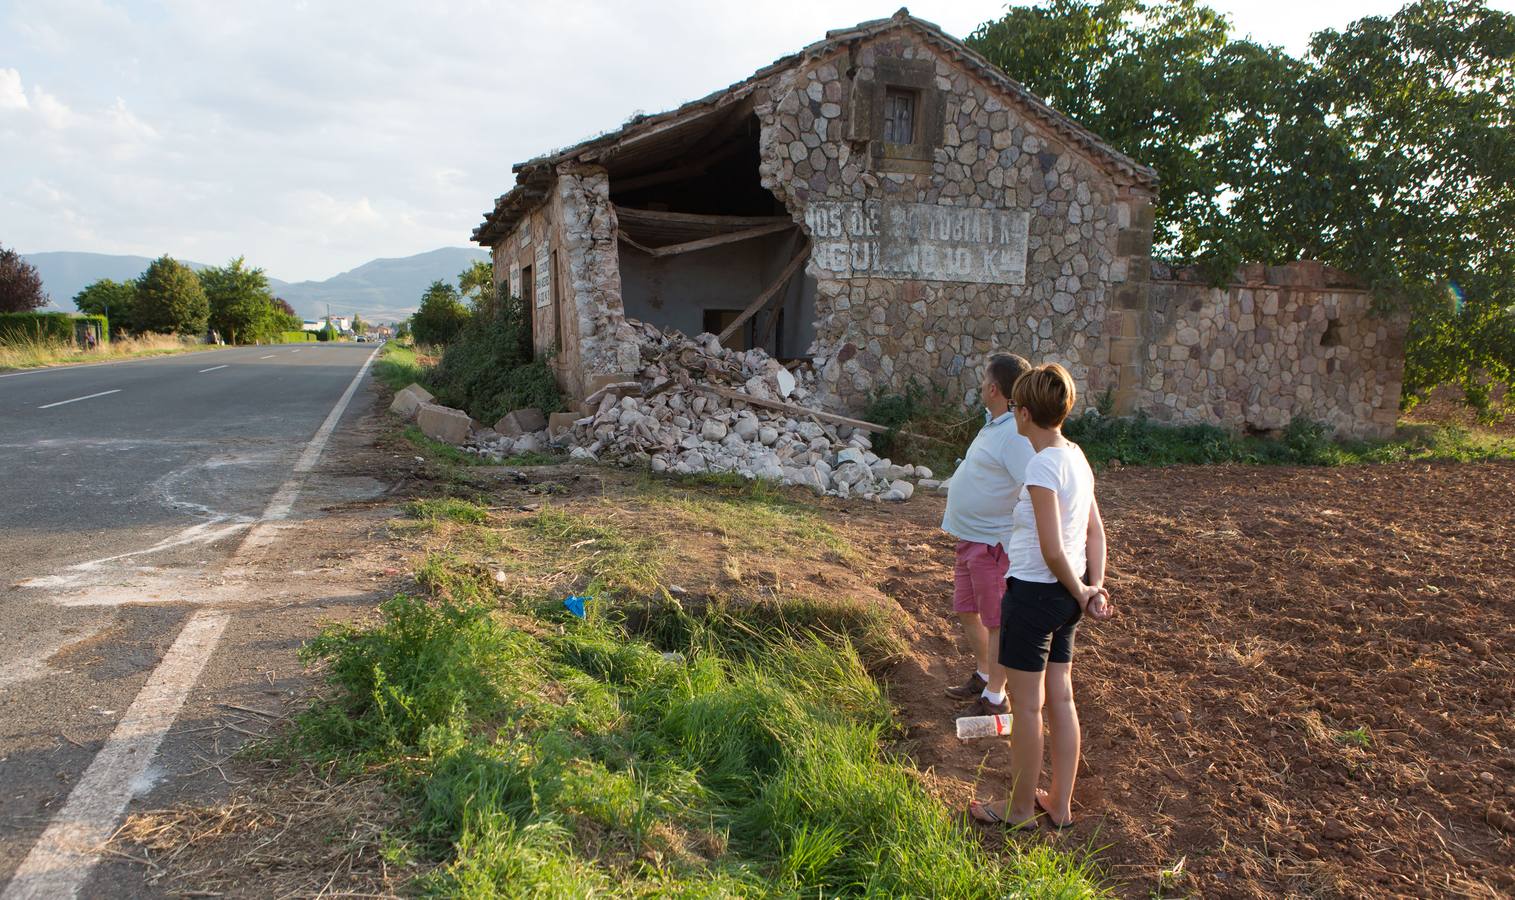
[2,345,381,900]
[290,349,301,353]
[36,389,121,409]
[198,365,229,373]
[259,354,276,359]
[0,611,229,900]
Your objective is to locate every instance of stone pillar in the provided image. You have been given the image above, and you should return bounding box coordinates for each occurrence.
[555,164,640,401]
[1103,191,1154,414]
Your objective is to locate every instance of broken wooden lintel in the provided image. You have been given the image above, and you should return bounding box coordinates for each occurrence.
[613,207,793,228]
[648,222,794,258]
[616,232,657,255]
[693,383,888,434]
[716,242,812,344]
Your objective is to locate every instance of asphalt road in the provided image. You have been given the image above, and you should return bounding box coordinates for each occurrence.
[0,343,382,897]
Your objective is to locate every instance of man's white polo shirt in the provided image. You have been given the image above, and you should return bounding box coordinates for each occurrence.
[941,409,1037,550]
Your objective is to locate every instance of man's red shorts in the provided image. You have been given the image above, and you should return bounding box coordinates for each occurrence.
[952,540,1008,628]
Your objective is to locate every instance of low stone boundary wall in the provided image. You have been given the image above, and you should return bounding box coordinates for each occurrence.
[1132,261,1406,439]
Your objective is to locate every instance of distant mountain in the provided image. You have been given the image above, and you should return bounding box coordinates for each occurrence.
[273,248,489,322]
[23,247,489,323]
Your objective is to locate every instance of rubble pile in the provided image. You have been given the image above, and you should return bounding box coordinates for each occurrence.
[460,318,933,496]
[466,321,937,501]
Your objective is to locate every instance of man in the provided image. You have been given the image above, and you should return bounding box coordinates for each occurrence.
[941,352,1035,717]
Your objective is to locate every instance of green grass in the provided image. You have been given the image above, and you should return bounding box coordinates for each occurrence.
[374,342,428,392]
[286,507,1108,897]
[407,497,491,526]
[1336,726,1373,750]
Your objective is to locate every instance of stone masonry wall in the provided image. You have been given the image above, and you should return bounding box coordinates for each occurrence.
[490,166,639,400]
[752,30,1157,411]
[1139,262,1407,439]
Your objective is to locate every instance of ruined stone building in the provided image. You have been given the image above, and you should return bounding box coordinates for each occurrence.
[473,10,1405,439]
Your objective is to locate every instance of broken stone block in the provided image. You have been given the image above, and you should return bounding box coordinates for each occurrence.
[918,478,941,490]
[569,446,597,462]
[547,411,580,438]
[758,426,779,446]
[885,479,915,501]
[513,431,546,454]
[496,407,547,436]
[732,417,760,441]
[701,419,728,441]
[389,383,434,419]
[417,403,472,445]
[836,446,866,466]
[915,465,934,480]
[774,367,796,398]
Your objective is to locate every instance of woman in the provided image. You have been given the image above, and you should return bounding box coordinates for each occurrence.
[969,363,1112,831]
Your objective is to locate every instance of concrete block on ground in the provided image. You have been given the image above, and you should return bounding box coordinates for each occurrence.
[417,402,472,445]
[389,383,434,419]
[547,411,580,438]
[495,407,547,436]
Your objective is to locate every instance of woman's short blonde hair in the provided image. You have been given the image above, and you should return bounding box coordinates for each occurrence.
[1012,363,1077,429]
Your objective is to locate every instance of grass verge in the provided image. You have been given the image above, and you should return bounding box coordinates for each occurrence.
[373,342,430,392]
[284,498,1108,897]
[0,333,214,371]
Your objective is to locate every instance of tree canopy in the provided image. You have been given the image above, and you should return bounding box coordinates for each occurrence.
[74,279,139,335]
[134,256,210,335]
[410,280,470,346]
[0,246,48,313]
[200,257,297,344]
[967,0,1515,410]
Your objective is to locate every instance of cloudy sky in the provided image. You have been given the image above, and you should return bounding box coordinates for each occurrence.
[3,0,1508,282]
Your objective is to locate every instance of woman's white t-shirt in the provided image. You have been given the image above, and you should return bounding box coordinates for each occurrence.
[1006,443,1096,584]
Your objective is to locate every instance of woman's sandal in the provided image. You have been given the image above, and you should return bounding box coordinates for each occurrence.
[1034,792,1074,830]
[968,800,1039,833]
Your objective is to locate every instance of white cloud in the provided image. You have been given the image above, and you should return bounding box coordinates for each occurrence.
[0,69,27,110]
[30,85,76,129]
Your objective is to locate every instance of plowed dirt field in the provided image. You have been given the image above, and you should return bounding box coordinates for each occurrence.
[873,461,1514,898]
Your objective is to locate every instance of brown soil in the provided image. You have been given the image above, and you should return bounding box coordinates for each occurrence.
[869,461,1515,898]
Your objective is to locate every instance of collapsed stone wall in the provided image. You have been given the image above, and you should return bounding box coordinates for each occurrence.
[751,31,1156,411]
[1138,262,1406,439]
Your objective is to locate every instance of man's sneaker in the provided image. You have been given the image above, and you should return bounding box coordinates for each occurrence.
[963,693,1010,717]
[944,671,988,700]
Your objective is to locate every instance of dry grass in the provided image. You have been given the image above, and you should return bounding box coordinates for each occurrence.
[0,333,211,370]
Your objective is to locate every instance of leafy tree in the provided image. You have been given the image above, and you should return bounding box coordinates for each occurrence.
[201,257,282,344]
[134,256,209,335]
[0,245,48,312]
[74,279,138,336]
[458,260,495,312]
[352,314,368,335]
[410,280,469,346]
[968,0,1515,410]
[1307,0,1515,407]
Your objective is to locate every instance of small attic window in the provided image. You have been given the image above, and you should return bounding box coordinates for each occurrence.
[883,88,917,145]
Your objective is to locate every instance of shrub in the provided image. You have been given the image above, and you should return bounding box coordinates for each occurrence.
[0,312,107,346]
[279,330,316,343]
[428,283,563,421]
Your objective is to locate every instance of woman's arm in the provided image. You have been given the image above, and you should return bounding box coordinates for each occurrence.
[1029,486,1099,605]
[1085,496,1106,589]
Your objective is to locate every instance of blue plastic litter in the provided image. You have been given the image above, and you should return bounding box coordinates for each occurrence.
[563,595,588,618]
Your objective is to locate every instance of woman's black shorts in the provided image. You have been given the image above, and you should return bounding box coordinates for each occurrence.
[998,577,1082,673]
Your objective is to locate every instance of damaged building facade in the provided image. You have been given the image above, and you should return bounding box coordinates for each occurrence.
[474,10,1405,440]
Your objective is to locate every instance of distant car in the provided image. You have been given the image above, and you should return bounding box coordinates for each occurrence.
[355,335,368,342]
